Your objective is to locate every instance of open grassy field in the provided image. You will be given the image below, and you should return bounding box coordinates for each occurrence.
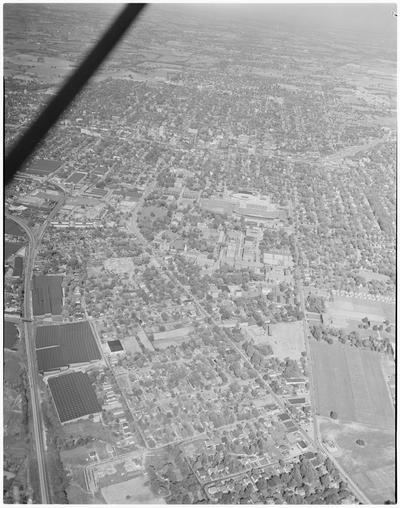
[95,69,149,82]
[153,326,194,349]
[4,351,22,387]
[66,483,99,505]
[319,417,395,503]
[244,321,305,360]
[63,420,113,442]
[380,357,395,403]
[5,217,25,236]
[139,205,168,221]
[104,257,135,274]
[4,321,20,349]
[4,54,73,84]
[4,401,29,477]
[61,440,111,466]
[358,269,390,283]
[310,341,394,428]
[5,241,24,260]
[101,475,165,504]
[122,336,143,355]
[324,295,394,328]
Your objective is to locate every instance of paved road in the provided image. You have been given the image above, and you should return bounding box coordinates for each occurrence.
[290,203,372,503]
[129,189,371,503]
[295,256,371,503]
[89,320,150,449]
[122,175,373,502]
[7,214,52,504]
[5,189,65,503]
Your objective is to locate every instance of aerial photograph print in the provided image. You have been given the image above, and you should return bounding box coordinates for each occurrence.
[3,1,396,505]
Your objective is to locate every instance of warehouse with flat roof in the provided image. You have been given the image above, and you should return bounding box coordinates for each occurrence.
[48,371,101,423]
[36,321,102,373]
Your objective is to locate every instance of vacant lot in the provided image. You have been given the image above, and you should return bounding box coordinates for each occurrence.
[4,321,20,350]
[5,217,25,236]
[139,205,168,221]
[63,419,113,442]
[319,417,395,503]
[5,241,24,260]
[4,351,22,387]
[269,321,305,360]
[358,269,390,283]
[122,336,143,355]
[61,440,111,466]
[66,483,99,505]
[104,257,135,274]
[310,341,394,428]
[325,296,394,327]
[245,321,305,360]
[101,475,165,504]
[154,326,194,349]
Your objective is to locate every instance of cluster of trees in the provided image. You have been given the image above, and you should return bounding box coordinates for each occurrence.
[186,236,215,255]
[215,266,264,286]
[309,324,336,345]
[210,453,353,504]
[243,340,273,370]
[192,444,249,477]
[359,316,392,333]
[147,447,205,504]
[254,455,352,504]
[233,293,301,327]
[282,358,303,379]
[138,208,172,242]
[156,168,176,188]
[293,140,395,293]
[259,228,294,253]
[366,192,394,236]
[306,294,326,313]
[3,368,31,504]
[310,323,394,355]
[41,400,70,503]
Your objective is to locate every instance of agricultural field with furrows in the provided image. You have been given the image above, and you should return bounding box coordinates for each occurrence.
[310,341,394,428]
